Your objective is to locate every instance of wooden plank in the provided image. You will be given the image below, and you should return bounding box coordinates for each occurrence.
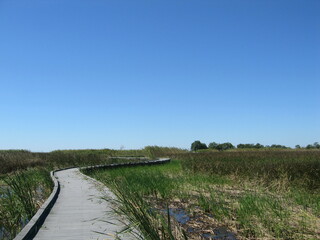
[34,168,133,240]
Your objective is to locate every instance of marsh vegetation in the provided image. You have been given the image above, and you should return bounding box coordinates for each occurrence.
[85,150,320,240]
[0,147,184,239]
[0,168,53,239]
[1,148,319,239]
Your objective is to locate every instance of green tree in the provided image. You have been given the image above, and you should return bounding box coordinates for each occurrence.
[191,141,208,152]
[237,143,254,149]
[270,144,288,149]
[306,142,320,149]
[208,142,218,149]
[255,143,264,149]
[237,143,264,149]
[216,142,235,151]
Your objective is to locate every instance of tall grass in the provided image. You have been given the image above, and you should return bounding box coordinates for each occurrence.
[143,146,187,159]
[84,162,187,239]
[108,181,186,240]
[0,149,121,175]
[0,188,24,239]
[85,153,320,240]
[0,150,44,174]
[0,168,53,239]
[175,150,320,190]
[0,146,185,175]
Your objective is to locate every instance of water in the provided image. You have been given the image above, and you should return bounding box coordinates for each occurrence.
[0,227,4,240]
[162,207,237,240]
[202,227,237,240]
[161,208,190,224]
[187,227,195,232]
[157,207,238,239]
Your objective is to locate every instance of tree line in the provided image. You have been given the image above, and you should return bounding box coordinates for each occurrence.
[191,140,320,151]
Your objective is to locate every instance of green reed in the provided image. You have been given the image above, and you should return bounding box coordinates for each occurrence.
[0,168,53,239]
[85,156,320,240]
[175,150,320,190]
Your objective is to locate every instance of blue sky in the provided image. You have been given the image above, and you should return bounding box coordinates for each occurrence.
[0,0,319,151]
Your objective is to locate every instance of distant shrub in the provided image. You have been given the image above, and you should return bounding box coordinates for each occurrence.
[191,141,208,152]
[208,142,235,151]
[237,143,264,149]
[306,142,320,149]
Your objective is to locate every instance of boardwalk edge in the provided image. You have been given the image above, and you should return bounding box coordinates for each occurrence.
[13,171,60,240]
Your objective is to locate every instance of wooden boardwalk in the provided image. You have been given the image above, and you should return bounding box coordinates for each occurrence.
[33,168,133,240]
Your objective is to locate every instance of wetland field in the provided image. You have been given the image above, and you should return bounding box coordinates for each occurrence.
[84,150,320,240]
[0,148,319,239]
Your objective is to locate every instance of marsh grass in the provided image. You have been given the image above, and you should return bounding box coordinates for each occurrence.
[0,188,24,239]
[0,146,184,175]
[0,168,53,239]
[197,192,230,221]
[175,150,320,190]
[0,150,44,175]
[236,193,291,238]
[106,181,187,240]
[4,172,37,219]
[86,154,320,240]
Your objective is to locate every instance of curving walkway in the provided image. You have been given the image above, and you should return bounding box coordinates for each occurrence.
[33,168,132,240]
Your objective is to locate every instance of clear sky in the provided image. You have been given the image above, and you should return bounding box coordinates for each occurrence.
[0,0,319,152]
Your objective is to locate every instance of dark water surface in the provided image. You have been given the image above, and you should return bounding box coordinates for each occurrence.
[161,207,237,240]
[202,227,237,239]
[167,208,190,224]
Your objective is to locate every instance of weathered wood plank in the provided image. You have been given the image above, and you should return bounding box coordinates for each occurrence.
[33,168,132,240]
